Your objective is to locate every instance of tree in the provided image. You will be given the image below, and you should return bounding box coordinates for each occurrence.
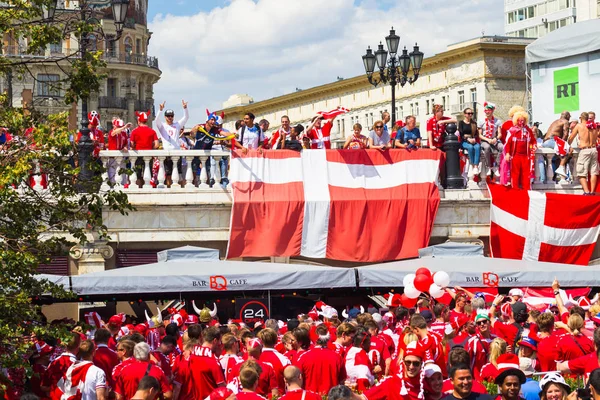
[0,1,132,396]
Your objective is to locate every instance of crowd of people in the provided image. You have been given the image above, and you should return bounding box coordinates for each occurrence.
[5,278,600,400]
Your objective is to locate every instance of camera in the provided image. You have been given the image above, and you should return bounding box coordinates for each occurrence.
[577,388,592,400]
[533,122,542,127]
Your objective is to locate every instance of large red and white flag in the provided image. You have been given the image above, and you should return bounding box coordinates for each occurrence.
[489,183,600,265]
[521,287,591,310]
[226,149,442,262]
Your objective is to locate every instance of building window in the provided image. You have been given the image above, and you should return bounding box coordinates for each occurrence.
[410,103,414,115]
[442,96,447,111]
[37,74,60,97]
[49,41,61,54]
[398,106,403,119]
[106,35,116,57]
[528,6,535,18]
[369,112,374,127]
[425,100,430,115]
[136,38,142,54]
[341,118,345,133]
[107,78,117,97]
[470,88,477,105]
[415,102,420,116]
[458,91,465,109]
[517,8,525,21]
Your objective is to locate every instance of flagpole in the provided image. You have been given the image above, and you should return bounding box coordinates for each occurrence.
[268,290,271,318]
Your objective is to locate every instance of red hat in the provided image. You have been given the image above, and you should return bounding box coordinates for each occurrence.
[450,314,469,332]
[248,338,263,350]
[108,313,126,327]
[385,293,402,308]
[404,341,425,359]
[494,353,526,385]
[500,303,512,317]
[32,341,54,359]
[177,309,189,321]
[84,311,103,329]
[88,111,100,127]
[577,296,591,310]
[208,387,234,400]
[134,324,148,335]
[135,110,151,123]
[118,325,130,338]
[185,314,199,325]
[112,118,125,129]
[171,314,184,327]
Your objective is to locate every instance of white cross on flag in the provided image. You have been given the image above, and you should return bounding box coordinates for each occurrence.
[226,149,443,262]
[489,183,600,265]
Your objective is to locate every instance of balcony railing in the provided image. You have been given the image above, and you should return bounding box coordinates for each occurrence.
[103,52,160,70]
[99,96,128,109]
[134,99,155,112]
[0,46,159,70]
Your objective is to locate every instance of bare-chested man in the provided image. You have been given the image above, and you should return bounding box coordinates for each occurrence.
[542,111,571,179]
[568,112,598,194]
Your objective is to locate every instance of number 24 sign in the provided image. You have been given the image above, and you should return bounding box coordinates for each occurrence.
[237,299,269,325]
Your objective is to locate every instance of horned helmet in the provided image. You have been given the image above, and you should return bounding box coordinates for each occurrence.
[193,300,218,323]
[144,306,163,329]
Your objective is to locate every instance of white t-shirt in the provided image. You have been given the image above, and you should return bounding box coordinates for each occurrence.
[81,364,106,400]
[238,125,263,149]
[156,108,189,150]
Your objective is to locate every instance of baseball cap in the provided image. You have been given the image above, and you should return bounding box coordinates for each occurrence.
[508,289,524,298]
[511,301,527,315]
[519,357,535,376]
[164,109,175,117]
[419,310,434,323]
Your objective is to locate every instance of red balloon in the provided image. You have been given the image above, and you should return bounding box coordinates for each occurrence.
[401,294,418,308]
[415,267,432,278]
[414,273,434,292]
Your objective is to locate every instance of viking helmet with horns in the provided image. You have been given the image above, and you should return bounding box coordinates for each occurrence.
[144,306,163,329]
[193,301,218,323]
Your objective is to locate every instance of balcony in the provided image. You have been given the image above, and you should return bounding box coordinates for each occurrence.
[103,52,160,70]
[99,96,128,109]
[134,99,155,112]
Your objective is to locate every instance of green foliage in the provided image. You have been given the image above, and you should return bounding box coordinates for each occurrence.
[0,2,133,395]
[484,380,498,396]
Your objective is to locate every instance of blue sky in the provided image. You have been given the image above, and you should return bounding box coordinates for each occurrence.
[147,0,504,127]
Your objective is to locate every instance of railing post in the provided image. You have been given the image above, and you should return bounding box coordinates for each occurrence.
[157,156,166,189]
[100,156,110,191]
[171,155,181,189]
[129,155,138,189]
[143,156,152,189]
[199,156,209,189]
[184,156,194,188]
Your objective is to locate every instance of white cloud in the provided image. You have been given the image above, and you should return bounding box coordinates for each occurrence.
[149,0,504,126]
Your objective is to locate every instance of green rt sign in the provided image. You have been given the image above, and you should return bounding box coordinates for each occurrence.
[554,66,579,114]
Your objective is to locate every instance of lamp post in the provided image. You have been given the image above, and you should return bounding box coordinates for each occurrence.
[362,28,424,148]
[75,0,130,191]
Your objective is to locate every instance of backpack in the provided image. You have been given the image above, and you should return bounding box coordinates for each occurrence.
[240,123,263,146]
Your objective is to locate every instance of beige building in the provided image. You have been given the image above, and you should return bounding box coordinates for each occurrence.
[218,36,533,146]
[0,0,160,130]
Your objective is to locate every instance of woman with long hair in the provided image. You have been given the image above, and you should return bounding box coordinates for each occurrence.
[539,373,570,400]
[480,337,507,382]
[556,314,594,361]
[458,107,481,177]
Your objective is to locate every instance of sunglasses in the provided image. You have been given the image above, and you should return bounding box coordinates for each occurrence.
[476,320,488,326]
[404,360,422,367]
[165,115,174,118]
[465,112,473,115]
[375,125,384,129]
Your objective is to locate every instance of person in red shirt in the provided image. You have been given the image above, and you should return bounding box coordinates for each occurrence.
[282,331,299,364]
[556,314,594,362]
[229,338,278,398]
[41,332,80,400]
[296,325,344,395]
[257,328,291,393]
[364,341,424,400]
[184,326,226,400]
[278,366,321,400]
[93,328,119,390]
[29,341,54,399]
[330,322,357,359]
[448,292,469,323]
[219,333,244,382]
[112,340,136,387]
[410,314,444,374]
[270,115,292,149]
[114,342,172,400]
[490,295,530,351]
[305,113,337,149]
[558,325,600,377]
[504,111,536,190]
[535,312,559,373]
[236,365,268,400]
[365,320,391,379]
[480,338,508,383]
[130,111,158,151]
[426,104,456,150]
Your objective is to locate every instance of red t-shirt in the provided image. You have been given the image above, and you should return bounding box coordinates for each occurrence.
[219,353,244,382]
[279,388,322,400]
[480,363,499,383]
[259,348,291,392]
[229,358,277,397]
[329,341,349,359]
[187,345,226,400]
[492,321,520,347]
[284,349,298,364]
[430,321,449,338]
[93,345,119,388]
[427,116,451,148]
[368,335,391,373]
[556,334,594,361]
[568,352,600,376]
[365,374,421,400]
[172,354,194,400]
[41,352,77,400]
[537,334,559,372]
[308,120,333,149]
[114,360,171,400]
[151,351,172,379]
[296,346,344,394]
[112,357,134,383]
[130,125,158,150]
[467,335,488,380]
[236,392,268,400]
[108,129,128,150]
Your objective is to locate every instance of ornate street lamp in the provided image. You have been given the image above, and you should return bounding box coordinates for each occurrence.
[362,28,424,148]
[111,0,130,40]
[42,0,58,20]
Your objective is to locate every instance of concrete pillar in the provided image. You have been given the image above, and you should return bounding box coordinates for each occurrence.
[70,240,114,274]
[127,96,135,124]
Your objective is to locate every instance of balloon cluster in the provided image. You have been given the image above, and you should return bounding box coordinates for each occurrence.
[402,267,450,306]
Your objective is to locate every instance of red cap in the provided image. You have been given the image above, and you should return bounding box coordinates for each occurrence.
[134,324,148,335]
[108,313,126,327]
[247,338,262,350]
[32,341,54,359]
[404,341,425,359]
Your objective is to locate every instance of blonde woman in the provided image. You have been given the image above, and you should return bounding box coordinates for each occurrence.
[480,337,507,382]
[539,373,570,400]
[390,327,418,375]
[556,314,594,361]
[368,120,390,150]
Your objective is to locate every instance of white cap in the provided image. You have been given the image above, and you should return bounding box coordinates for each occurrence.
[318,305,338,319]
[423,362,442,378]
[372,313,382,324]
[509,289,524,298]
[519,357,535,376]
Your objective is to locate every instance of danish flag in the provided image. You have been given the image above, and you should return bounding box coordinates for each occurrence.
[554,136,570,157]
[489,183,600,265]
[227,149,442,262]
[317,106,350,120]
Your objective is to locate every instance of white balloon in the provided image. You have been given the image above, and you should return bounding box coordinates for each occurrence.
[404,285,421,299]
[433,271,450,288]
[403,273,416,288]
[429,283,445,299]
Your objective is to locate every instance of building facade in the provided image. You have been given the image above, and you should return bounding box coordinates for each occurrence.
[218,37,533,147]
[505,0,599,38]
[0,0,160,130]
